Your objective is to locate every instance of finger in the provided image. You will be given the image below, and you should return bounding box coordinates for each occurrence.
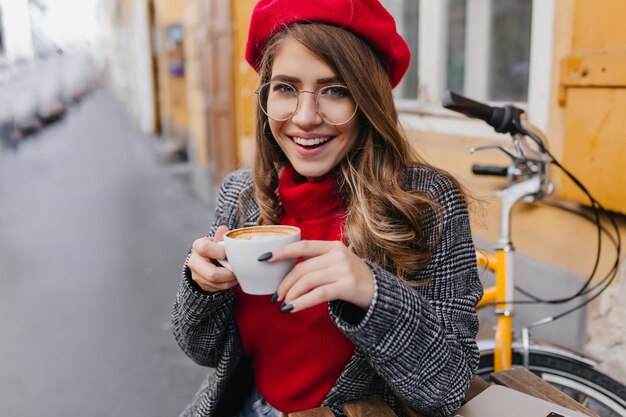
[267,240,343,262]
[214,225,230,243]
[189,257,238,292]
[188,252,236,284]
[194,275,238,293]
[278,251,375,310]
[283,267,335,304]
[283,283,340,313]
[192,236,226,260]
[276,253,335,300]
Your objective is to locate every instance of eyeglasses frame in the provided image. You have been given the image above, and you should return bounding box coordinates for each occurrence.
[255,81,359,126]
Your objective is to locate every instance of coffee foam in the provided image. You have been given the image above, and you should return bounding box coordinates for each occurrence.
[234,232,286,240]
[227,226,298,240]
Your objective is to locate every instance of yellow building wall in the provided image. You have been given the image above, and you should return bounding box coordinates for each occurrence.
[154,0,189,137]
[233,0,258,168]
[570,0,626,52]
[183,0,209,166]
[558,0,626,214]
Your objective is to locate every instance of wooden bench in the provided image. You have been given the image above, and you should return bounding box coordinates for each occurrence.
[288,367,598,417]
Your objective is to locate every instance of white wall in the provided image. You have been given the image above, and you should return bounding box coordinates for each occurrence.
[101,0,155,134]
[127,0,155,134]
[586,260,626,385]
[0,0,34,61]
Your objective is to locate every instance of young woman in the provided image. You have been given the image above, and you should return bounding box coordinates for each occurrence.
[171,1,482,416]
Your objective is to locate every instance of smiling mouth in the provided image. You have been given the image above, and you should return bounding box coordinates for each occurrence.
[291,136,334,148]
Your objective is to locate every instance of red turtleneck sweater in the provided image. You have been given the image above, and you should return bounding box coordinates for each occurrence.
[234,165,355,413]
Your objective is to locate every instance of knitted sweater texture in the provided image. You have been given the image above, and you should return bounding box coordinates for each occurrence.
[171,165,482,417]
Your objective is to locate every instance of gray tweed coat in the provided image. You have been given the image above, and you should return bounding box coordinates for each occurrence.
[171,165,482,417]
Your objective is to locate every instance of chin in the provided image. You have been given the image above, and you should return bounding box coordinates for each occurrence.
[290,162,335,180]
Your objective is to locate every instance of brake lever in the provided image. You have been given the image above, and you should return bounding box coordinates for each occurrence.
[469,144,522,161]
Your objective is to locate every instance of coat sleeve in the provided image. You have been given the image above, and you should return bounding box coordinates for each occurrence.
[329,171,482,417]
[170,169,254,367]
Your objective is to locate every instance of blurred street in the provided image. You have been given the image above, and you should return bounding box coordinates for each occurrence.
[0,90,210,417]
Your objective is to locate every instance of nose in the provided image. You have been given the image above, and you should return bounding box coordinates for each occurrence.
[291,91,323,127]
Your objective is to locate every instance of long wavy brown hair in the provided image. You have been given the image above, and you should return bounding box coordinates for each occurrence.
[253,23,447,276]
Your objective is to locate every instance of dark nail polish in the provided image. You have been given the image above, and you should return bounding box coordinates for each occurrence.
[280,303,294,313]
[257,252,272,262]
[270,292,278,304]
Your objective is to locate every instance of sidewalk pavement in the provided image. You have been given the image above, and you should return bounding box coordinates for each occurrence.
[0,90,212,417]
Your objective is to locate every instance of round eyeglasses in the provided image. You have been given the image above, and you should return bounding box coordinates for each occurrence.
[255,81,359,126]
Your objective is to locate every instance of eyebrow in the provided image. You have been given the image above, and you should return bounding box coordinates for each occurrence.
[270,74,343,85]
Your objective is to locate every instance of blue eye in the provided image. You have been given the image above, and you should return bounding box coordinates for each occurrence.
[272,82,297,95]
[322,85,351,98]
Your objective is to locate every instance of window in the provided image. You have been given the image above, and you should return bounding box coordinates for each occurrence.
[381,0,419,100]
[380,0,554,135]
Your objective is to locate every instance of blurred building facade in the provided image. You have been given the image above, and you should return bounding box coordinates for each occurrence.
[99,0,253,203]
[1,0,102,143]
[0,0,36,61]
[101,0,626,380]
[0,0,69,61]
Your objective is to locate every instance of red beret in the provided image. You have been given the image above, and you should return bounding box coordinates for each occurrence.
[245,0,411,88]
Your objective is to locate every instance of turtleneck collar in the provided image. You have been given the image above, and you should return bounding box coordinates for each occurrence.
[278,164,342,220]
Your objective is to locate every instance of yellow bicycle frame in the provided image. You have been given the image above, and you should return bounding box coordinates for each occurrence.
[476,249,513,371]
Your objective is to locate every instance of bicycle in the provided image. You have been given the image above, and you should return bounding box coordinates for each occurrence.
[442,91,626,417]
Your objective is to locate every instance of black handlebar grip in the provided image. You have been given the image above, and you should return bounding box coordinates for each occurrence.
[442,90,525,134]
[442,91,494,125]
[472,164,509,177]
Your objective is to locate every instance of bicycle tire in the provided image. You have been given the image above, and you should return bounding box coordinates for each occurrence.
[478,351,626,417]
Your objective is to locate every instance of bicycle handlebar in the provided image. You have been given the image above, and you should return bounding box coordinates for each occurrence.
[445,96,622,360]
[441,90,552,202]
[472,164,509,177]
[442,91,525,135]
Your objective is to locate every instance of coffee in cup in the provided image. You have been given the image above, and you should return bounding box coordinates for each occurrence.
[217,225,301,295]
[227,226,296,241]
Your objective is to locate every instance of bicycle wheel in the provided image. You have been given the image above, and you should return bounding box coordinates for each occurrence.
[478,351,626,417]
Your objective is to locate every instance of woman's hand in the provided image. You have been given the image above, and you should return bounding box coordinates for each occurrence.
[188,225,238,293]
[266,240,374,312]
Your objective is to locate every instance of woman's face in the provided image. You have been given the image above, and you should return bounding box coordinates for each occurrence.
[267,37,360,181]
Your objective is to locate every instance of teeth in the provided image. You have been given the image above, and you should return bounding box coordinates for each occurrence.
[292,136,332,146]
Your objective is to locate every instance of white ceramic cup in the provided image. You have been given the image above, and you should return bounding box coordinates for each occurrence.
[216,225,301,295]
